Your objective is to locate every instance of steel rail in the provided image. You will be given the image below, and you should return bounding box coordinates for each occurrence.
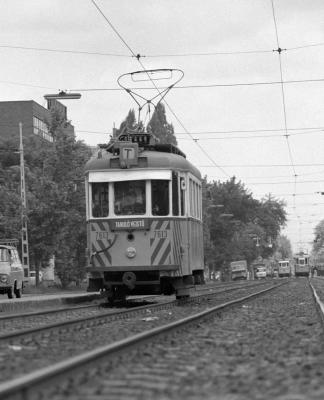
[308,279,324,324]
[0,302,101,321]
[0,280,267,322]
[0,281,287,399]
[0,294,162,321]
[0,281,276,340]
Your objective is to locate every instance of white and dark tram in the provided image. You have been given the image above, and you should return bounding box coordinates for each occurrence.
[278,259,291,278]
[294,253,310,277]
[84,130,204,302]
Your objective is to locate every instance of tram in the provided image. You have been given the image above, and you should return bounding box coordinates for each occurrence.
[294,253,310,277]
[84,69,204,302]
[278,260,291,278]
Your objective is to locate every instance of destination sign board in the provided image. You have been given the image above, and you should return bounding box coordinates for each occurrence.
[108,218,149,231]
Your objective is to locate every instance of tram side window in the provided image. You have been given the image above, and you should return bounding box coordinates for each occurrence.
[114,180,146,215]
[152,180,169,216]
[92,183,109,217]
[172,172,179,216]
[180,178,185,216]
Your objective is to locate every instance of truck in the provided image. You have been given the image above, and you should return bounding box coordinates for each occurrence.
[230,260,248,281]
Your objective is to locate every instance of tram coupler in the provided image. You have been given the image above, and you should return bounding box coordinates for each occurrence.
[122,271,136,289]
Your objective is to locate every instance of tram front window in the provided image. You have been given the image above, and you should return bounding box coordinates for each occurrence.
[152,180,169,216]
[114,180,146,215]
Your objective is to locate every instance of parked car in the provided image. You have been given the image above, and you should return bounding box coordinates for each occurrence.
[255,266,267,279]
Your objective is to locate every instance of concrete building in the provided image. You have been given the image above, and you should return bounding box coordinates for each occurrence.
[0,99,74,143]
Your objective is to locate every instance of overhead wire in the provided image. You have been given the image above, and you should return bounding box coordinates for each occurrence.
[1,40,324,58]
[76,126,324,137]
[0,44,129,57]
[70,77,324,92]
[2,76,324,93]
[198,163,324,168]
[177,129,324,140]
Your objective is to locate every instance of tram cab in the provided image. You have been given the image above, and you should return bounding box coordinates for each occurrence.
[84,130,204,302]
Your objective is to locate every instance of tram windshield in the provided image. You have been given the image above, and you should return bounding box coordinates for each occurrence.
[152,180,169,216]
[114,180,146,215]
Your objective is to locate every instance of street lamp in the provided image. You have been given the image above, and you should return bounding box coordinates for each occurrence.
[44,91,81,100]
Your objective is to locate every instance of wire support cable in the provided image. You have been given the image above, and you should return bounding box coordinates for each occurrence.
[144,49,273,57]
[271,0,297,214]
[286,42,324,52]
[198,163,324,168]
[177,129,324,141]
[76,126,324,137]
[0,44,129,58]
[2,40,324,58]
[71,77,324,92]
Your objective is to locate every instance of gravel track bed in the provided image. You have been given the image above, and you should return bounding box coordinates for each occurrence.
[0,296,168,335]
[41,278,324,400]
[310,277,324,302]
[0,282,263,335]
[0,281,276,383]
[0,305,111,334]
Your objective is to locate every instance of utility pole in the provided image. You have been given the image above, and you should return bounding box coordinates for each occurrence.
[19,122,29,280]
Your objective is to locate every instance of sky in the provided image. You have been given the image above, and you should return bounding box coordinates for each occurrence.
[1,0,324,254]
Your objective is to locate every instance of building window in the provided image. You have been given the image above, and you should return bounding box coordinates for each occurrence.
[33,116,52,142]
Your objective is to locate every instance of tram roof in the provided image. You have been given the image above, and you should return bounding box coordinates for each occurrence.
[85,148,201,179]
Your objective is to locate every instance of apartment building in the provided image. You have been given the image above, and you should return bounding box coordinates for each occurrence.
[0,99,74,143]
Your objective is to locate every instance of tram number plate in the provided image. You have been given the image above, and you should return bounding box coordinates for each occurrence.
[96,231,109,240]
[154,230,168,238]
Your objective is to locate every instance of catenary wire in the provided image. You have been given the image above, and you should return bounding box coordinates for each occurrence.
[70,77,324,91]
[1,40,323,58]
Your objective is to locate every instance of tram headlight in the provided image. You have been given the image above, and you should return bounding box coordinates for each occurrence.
[126,247,136,259]
[0,274,9,283]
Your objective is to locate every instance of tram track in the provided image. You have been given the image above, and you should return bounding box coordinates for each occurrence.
[0,280,288,399]
[0,280,276,339]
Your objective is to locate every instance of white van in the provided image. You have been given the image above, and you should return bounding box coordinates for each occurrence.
[255,266,267,279]
[0,244,24,298]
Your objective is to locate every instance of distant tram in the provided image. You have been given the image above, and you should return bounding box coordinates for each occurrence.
[294,253,310,277]
[278,260,291,278]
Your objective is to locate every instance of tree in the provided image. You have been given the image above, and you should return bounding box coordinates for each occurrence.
[312,222,324,267]
[43,110,91,287]
[115,109,137,136]
[19,110,91,287]
[275,235,293,259]
[203,177,287,278]
[147,103,177,145]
